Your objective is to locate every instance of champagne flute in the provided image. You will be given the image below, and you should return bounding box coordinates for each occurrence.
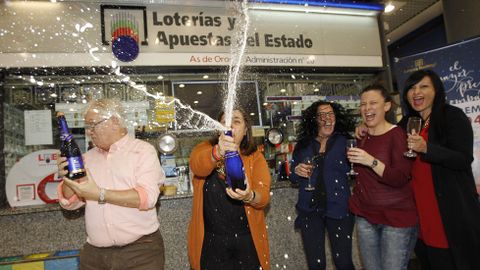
[404,117,422,158]
[303,157,315,191]
[346,139,358,176]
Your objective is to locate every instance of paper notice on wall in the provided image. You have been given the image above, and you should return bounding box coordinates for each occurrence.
[24,110,53,145]
[16,184,35,201]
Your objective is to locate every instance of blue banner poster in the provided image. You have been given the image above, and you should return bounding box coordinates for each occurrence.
[394,36,480,190]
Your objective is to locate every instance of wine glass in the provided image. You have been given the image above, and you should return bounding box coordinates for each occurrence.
[346,139,358,176]
[303,157,315,191]
[404,117,422,158]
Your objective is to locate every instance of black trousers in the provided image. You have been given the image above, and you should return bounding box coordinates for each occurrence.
[200,231,260,270]
[415,238,456,270]
[79,230,165,270]
[298,212,355,270]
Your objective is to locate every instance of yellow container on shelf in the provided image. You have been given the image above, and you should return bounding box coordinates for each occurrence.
[160,185,177,196]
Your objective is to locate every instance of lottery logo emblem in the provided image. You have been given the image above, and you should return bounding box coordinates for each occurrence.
[111,12,140,62]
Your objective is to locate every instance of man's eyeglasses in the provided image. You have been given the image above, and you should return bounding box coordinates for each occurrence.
[316,112,335,118]
[84,118,109,131]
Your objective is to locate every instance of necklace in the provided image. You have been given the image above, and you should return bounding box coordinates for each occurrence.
[423,115,431,129]
[215,159,226,180]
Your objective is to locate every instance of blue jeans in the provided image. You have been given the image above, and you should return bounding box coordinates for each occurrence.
[356,216,417,270]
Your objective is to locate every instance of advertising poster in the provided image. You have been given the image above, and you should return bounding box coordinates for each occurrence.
[5,150,61,207]
[394,36,480,190]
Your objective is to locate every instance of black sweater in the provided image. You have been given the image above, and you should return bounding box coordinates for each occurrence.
[402,104,480,270]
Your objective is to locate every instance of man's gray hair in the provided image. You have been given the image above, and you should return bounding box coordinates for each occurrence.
[84,98,126,127]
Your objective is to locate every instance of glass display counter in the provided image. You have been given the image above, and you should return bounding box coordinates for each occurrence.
[1,69,378,209]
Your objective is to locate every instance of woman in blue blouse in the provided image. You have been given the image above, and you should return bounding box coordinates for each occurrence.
[290,101,356,270]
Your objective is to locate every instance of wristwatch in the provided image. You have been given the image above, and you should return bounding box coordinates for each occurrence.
[370,159,378,169]
[98,188,107,204]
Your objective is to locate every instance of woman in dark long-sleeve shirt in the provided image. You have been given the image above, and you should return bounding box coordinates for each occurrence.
[347,85,417,270]
[290,101,355,270]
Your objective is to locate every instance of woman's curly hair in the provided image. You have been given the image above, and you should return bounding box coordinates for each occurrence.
[296,100,356,142]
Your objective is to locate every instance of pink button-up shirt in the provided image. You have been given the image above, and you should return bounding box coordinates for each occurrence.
[58,135,165,247]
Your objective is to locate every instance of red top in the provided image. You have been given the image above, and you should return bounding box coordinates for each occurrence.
[411,123,449,248]
[349,126,417,227]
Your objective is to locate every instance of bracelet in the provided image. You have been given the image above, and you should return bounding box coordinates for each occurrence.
[212,145,222,161]
[244,190,256,203]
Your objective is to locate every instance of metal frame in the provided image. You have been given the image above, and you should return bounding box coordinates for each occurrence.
[171,80,263,130]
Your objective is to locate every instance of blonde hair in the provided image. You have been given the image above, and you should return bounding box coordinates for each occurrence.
[84,98,126,128]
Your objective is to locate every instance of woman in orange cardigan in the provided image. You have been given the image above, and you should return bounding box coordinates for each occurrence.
[188,108,271,270]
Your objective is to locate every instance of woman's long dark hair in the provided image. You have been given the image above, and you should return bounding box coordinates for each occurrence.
[209,107,257,156]
[296,100,355,143]
[402,69,447,138]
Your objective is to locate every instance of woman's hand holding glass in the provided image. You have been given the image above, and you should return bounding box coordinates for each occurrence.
[295,158,315,191]
[295,161,313,178]
[404,117,422,157]
[347,146,375,170]
[407,133,428,154]
[346,139,359,176]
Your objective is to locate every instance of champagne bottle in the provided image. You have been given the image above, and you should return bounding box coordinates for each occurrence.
[224,130,246,190]
[57,112,86,180]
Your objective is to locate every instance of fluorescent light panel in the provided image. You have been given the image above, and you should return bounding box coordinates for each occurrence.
[250,0,384,11]
[249,2,381,16]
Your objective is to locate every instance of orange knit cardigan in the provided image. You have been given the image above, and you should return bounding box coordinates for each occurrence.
[187,141,271,270]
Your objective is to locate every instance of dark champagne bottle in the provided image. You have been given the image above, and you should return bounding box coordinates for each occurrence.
[57,112,86,180]
[224,130,246,190]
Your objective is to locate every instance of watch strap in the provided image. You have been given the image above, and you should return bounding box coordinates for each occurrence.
[98,188,107,204]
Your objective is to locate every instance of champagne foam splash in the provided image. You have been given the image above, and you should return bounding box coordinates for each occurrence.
[224,0,250,128]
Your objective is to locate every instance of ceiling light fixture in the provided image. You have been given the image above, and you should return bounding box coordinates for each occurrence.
[384,2,395,13]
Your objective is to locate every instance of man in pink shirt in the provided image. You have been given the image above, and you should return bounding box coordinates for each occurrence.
[57,98,165,270]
